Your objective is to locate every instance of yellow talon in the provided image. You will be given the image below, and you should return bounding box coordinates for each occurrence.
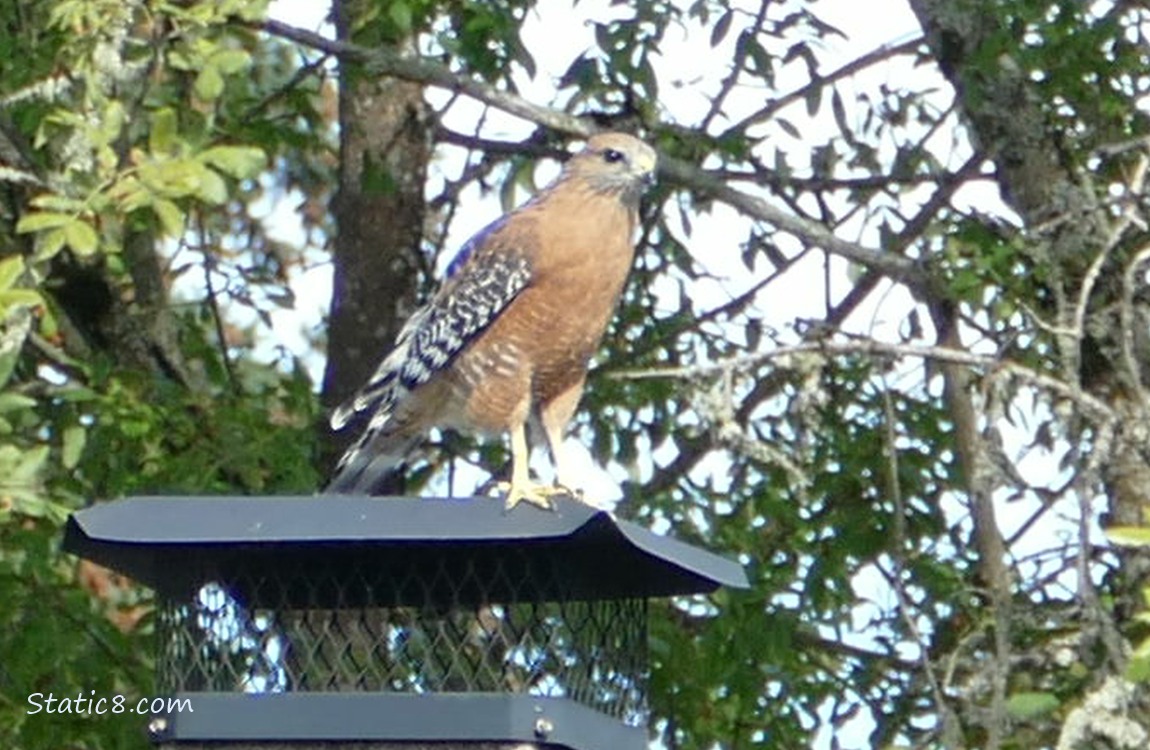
[496,481,580,511]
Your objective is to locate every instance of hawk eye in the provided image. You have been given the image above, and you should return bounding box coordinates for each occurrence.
[602,148,626,164]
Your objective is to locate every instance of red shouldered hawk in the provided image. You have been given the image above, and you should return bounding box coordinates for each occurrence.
[326,132,657,510]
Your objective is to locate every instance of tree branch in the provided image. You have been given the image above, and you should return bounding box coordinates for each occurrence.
[257,19,930,291]
[725,36,925,137]
[260,19,591,136]
[611,336,1115,421]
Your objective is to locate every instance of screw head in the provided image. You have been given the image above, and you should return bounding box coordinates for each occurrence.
[147,716,168,739]
[534,717,554,738]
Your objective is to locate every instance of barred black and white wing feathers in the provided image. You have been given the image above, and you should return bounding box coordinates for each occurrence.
[327,247,532,493]
[406,251,531,386]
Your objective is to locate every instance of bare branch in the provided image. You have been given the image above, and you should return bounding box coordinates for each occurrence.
[725,37,924,136]
[613,338,1116,423]
[259,19,593,136]
[701,0,770,131]
[257,19,930,290]
[696,368,811,493]
[658,159,928,287]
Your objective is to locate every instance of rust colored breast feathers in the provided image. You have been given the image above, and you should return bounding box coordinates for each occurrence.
[327,132,657,510]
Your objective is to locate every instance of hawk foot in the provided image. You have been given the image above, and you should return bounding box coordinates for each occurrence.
[496,481,582,512]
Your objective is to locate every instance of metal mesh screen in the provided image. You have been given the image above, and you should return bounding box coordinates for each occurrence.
[155,550,649,724]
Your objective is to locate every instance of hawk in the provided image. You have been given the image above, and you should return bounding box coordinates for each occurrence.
[327,132,657,510]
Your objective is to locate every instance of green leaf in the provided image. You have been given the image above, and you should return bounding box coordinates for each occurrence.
[1105,526,1150,547]
[1005,691,1059,720]
[0,290,38,313]
[0,443,48,484]
[15,211,72,234]
[167,49,195,71]
[0,255,24,292]
[29,194,87,213]
[806,84,822,117]
[201,146,266,179]
[139,158,203,199]
[111,182,152,213]
[389,1,413,33]
[775,117,801,139]
[150,108,180,154]
[231,0,270,22]
[195,168,228,204]
[0,289,39,318]
[152,198,185,236]
[62,424,86,470]
[211,49,251,75]
[0,393,37,413]
[56,386,98,403]
[63,218,99,256]
[95,100,126,147]
[1129,659,1150,683]
[33,227,68,261]
[194,65,225,101]
[711,9,733,47]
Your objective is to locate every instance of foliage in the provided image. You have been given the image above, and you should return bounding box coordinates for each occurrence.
[3,0,1150,749]
[0,0,323,746]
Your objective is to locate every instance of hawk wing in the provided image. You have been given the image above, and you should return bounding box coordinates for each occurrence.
[327,243,532,493]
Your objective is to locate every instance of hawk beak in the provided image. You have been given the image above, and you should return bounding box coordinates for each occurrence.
[634,152,657,184]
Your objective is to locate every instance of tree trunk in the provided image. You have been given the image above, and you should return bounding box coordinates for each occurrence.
[910,0,1150,743]
[320,0,433,484]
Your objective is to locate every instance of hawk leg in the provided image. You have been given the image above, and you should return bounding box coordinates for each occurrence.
[499,421,579,511]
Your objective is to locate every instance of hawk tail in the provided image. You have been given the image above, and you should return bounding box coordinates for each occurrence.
[325,429,420,495]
